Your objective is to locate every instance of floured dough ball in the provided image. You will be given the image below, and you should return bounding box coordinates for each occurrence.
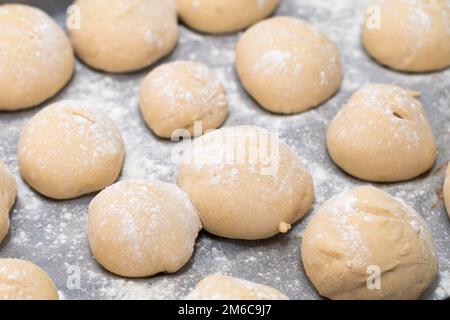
[178,126,314,240]
[0,161,16,243]
[88,180,202,277]
[301,186,438,300]
[68,0,178,73]
[186,274,289,300]
[236,16,342,114]
[0,259,59,300]
[327,84,436,182]
[443,163,450,219]
[0,4,75,111]
[140,61,228,139]
[363,0,450,72]
[18,100,125,200]
[176,0,280,34]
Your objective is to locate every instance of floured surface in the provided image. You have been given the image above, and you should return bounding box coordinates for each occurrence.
[0,0,449,300]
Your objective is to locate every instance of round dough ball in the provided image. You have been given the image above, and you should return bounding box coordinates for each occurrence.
[176,0,280,34]
[140,61,228,139]
[0,4,75,111]
[18,100,125,200]
[301,186,438,300]
[236,16,342,114]
[363,0,450,72]
[0,161,16,243]
[88,180,202,278]
[186,274,289,300]
[0,259,59,300]
[68,0,178,73]
[327,84,436,182]
[178,126,314,240]
[443,162,450,219]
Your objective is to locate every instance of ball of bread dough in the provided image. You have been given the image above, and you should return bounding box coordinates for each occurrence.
[186,274,289,300]
[0,259,59,300]
[178,126,314,240]
[0,161,16,243]
[236,16,342,114]
[443,162,450,219]
[327,84,436,182]
[363,0,450,72]
[301,186,438,300]
[68,0,178,73]
[176,0,280,34]
[88,180,202,278]
[18,100,125,200]
[0,4,75,111]
[140,61,228,139]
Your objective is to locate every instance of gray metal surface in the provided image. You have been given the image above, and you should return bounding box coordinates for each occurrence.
[0,0,449,300]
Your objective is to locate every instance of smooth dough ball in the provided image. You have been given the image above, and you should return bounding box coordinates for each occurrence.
[178,126,314,240]
[68,0,178,73]
[363,0,450,72]
[0,161,16,243]
[88,180,202,278]
[443,162,450,219]
[176,0,280,34]
[302,186,438,300]
[0,259,59,300]
[0,4,75,111]
[327,84,436,182]
[236,16,342,114]
[18,100,125,200]
[186,274,289,300]
[140,61,228,139]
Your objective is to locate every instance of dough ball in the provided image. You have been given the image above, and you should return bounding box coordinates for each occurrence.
[0,161,16,243]
[236,16,342,114]
[0,259,59,300]
[0,4,75,111]
[178,126,314,240]
[443,162,450,219]
[18,100,125,200]
[68,0,178,73]
[301,186,438,300]
[140,61,228,139]
[186,274,289,300]
[176,0,280,34]
[88,180,202,278]
[363,0,450,72]
[327,84,436,182]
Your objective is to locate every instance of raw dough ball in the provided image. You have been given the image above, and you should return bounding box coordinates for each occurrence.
[327,84,436,182]
[363,0,450,72]
[0,4,75,111]
[68,0,178,73]
[0,161,16,243]
[178,126,314,240]
[0,259,59,300]
[88,180,202,278]
[176,0,280,34]
[301,186,438,300]
[140,61,228,139]
[18,100,125,200]
[186,274,289,300]
[443,162,450,219]
[236,16,342,114]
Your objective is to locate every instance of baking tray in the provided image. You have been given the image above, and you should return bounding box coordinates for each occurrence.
[0,0,449,300]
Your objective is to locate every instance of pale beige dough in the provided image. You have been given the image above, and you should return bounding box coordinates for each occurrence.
[18,100,125,200]
[88,180,202,278]
[186,274,289,300]
[68,0,178,73]
[0,161,16,243]
[301,186,438,300]
[140,61,228,139]
[236,16,342,114]
[178,126,314,240]
[363,0,450,72]
[327,84,436,182]
[0,259,59,300]
[0,4,75,111]
[443,162,450,219]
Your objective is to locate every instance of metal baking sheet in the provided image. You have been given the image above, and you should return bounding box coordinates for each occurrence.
[0,0,449,300]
